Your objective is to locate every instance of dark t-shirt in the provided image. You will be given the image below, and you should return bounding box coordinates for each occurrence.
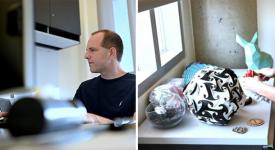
[74,73,135,120]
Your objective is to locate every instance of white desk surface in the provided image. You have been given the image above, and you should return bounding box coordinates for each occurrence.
[139,69,274,146]
[0,124,136,150]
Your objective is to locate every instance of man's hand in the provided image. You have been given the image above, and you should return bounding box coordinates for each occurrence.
[0,112,8,117]
[256,68,275,78]
[244,69,270,81]
[242,77,263,93]
[84,113,113,124]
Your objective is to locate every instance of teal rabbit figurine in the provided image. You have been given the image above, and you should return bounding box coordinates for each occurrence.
[236,32,273,70]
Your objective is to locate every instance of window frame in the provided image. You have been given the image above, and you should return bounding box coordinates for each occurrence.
[138,0,185,96]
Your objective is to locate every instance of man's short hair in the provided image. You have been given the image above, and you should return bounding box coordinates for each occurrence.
[92,29,123,62]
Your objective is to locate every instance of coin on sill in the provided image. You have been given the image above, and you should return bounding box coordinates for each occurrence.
[232,126,248,134]
[247,118,264,126]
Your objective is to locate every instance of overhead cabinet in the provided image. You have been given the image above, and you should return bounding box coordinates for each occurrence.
[34,0,80,49]
[50,0,80,36]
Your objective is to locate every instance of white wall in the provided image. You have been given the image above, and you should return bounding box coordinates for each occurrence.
[257,0,275,67]
[35,0,99,100]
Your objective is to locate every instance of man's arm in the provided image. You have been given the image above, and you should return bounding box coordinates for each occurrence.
[85,112,136,125]
[254,82,275,102]
[0,112,7,117]
[257,68,275,78]
[84,113,113,124]
[242,77,275,102]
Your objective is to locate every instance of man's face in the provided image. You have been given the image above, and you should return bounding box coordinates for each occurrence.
[85,33,111,73]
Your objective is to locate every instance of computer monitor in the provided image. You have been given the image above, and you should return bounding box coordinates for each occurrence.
[0,0,34,97]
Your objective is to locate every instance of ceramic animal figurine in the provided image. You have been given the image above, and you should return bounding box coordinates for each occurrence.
[236,32,273,70]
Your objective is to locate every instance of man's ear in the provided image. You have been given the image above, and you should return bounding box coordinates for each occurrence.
[109,47,117,60]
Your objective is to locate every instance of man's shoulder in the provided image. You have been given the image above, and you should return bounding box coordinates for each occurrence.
[80,76,101,87]
[124,73,136,80]
[120,73,135,84]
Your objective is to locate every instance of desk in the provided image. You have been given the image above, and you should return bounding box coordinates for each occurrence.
[139,69,274,149]
[0,124,136,150]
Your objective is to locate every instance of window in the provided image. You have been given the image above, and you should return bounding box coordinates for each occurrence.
[137,0,185,95]
[112,0,135,73]
[137,10,157,83]
[97,0,135,73]
[155,3,183,66]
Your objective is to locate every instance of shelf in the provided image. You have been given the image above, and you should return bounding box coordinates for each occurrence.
[139,69,274,146]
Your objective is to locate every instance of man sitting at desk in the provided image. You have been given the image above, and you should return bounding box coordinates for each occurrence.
[74,29,136,124]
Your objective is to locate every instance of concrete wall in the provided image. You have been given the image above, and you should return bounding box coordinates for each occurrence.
[191,0,257,68]
[257,0,275,67]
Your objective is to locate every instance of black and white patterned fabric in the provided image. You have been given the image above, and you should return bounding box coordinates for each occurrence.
[183,66,245,125]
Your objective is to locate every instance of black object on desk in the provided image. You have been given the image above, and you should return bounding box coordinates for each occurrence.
[3,97,86,137]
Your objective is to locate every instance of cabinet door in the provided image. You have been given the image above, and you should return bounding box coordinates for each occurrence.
[50,0,80,35]
[34,0,50,26]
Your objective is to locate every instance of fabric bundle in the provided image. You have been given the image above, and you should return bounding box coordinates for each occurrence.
[183,66,246,125]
